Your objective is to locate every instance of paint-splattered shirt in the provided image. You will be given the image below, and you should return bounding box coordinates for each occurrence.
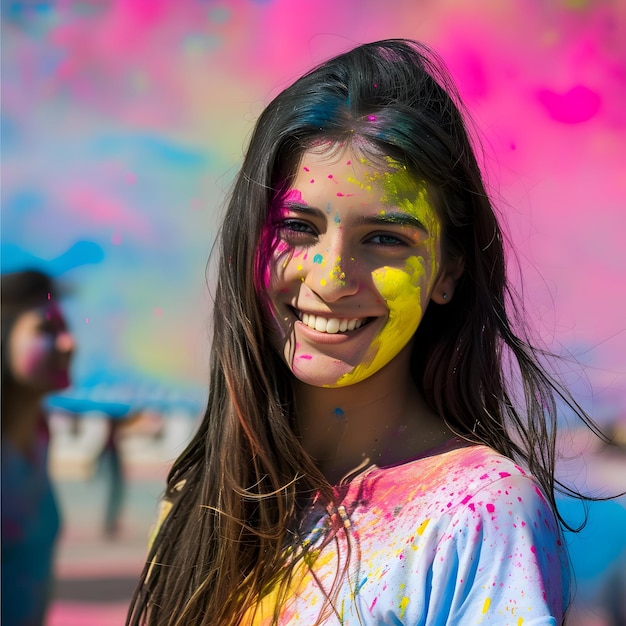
[247,442,569,625]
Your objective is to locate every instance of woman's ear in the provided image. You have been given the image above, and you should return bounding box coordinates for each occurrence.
[431,256,464,305]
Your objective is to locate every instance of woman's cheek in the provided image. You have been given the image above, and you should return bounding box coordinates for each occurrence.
[370,257,427,355]
[332,256,429,387]
[10,335,54,382]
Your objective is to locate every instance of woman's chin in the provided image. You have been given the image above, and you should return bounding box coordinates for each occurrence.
[291,356,356,388]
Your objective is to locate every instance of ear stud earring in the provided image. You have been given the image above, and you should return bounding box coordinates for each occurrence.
[442,293,448,300]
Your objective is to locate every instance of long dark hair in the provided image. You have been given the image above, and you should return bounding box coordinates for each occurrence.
[127,39,605,626]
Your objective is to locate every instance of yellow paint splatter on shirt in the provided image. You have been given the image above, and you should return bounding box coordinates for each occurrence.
[399,596,410,618]
[482,597,491,614]
[416,518,430,536]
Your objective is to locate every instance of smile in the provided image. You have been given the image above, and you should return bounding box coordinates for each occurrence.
[299,312,367,334]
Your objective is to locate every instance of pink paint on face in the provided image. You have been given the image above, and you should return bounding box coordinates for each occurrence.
[255,190,302,292]
[7,302,75,393]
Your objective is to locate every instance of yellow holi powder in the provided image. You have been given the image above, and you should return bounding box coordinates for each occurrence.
[320,279,327,286]
[399,596,410,618]
[416,518,430,536]
[331,255,429,387]
[297,264,303,271]
[482,597,491,614]
[330,256,345,285]
[518,618,524,626]
[322,159,443,388]
[346,174,372,193]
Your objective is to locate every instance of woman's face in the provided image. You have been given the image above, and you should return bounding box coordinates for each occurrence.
[261,144,456,388]
[7,301,74,393]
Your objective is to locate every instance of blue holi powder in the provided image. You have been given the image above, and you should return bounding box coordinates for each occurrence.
[300,97,343,130]
[355,576,368,593]
[333,407,345,419]
[313,254,323,264]
[334,213,341,224]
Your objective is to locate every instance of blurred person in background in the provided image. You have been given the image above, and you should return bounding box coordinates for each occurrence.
[1,269,75,626]
[96,415,125,538]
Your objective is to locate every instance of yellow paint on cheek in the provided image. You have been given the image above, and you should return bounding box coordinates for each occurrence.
[332,256,431,387]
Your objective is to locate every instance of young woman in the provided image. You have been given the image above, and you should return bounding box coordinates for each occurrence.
[1,269,75,626]
[128,39,605,625]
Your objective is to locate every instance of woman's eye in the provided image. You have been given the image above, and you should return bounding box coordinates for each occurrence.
[368,233,407,246]
[278,219,317,238]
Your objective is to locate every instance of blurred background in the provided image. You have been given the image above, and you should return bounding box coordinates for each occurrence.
[1,0,625,624]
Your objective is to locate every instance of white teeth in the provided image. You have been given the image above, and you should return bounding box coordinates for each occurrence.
[325,318,340,334]
[299,312,365,334]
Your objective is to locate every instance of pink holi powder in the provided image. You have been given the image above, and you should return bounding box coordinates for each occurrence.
[303,166,310,172]
[486,503,495,513]
[499,472,511,478]
[530,545,537,554]
[124,171,137,184]
[310,179,315,183]
[536,85,601,124]
[299,354,313,360]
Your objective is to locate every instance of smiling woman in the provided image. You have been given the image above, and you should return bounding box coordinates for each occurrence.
[265,145,455,391]
[127,39,611,626]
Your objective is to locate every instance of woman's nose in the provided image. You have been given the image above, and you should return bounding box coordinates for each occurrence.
[303,251,360,302]
[56,330,75,355]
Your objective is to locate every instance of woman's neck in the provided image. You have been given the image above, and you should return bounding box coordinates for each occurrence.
[294,359,454,484]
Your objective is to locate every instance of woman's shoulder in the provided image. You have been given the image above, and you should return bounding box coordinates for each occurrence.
[373,439,531,491]
[353,440,550,525]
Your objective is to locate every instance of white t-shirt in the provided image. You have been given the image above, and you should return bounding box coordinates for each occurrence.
[246,442,569,625]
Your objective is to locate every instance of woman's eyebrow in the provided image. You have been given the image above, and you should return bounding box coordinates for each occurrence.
[359,212,428,231]
[283,202,322,217]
